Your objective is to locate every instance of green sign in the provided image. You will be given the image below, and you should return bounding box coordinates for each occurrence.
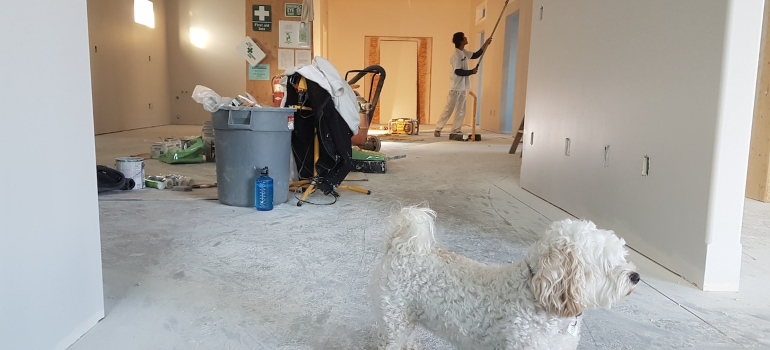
[252,5,272,32]
[285,3,302,17]
[249,64,270,81]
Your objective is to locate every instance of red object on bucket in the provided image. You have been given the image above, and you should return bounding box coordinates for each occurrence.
[273,93,284,107]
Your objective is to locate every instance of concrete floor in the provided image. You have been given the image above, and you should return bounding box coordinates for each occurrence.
[70,124,770,349]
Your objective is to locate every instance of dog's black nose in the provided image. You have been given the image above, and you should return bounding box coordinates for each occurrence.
[629,272,640,284]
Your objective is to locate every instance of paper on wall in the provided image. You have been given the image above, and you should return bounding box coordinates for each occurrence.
[278,49,295,70]
[295,50,312,67]
[249,64,270,80]
[279,20,310,49]
[236,37,266,66]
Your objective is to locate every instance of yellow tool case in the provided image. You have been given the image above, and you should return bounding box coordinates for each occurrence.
[388,118,420,135]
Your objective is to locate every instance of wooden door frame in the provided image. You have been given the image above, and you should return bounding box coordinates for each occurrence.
[365,36,432,124]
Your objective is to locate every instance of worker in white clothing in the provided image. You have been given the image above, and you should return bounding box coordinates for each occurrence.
[434,32,492,137]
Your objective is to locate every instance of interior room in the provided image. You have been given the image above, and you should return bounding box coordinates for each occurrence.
[2,0,770,349]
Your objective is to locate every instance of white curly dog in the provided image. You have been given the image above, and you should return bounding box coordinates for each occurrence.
[372,206,639,350]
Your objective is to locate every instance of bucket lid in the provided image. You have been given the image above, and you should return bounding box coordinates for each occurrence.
[116,157,144,162]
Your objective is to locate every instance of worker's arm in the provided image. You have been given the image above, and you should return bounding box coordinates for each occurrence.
[454,68,476,76]
[470,38,494,59]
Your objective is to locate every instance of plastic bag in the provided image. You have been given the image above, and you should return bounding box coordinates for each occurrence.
[192,85,228,112]
[159,137,206,164]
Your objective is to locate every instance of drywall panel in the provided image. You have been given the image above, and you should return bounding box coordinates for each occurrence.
[167,0,246,125]
[0,1,104,349]
[88,0,172,134]
[521,0,763,290]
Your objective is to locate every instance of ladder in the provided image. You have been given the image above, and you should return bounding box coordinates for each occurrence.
[509,116,525,155]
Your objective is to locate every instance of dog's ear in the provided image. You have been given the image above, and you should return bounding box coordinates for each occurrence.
[530,237,586,318]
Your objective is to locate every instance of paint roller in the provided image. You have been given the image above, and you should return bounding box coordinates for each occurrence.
[474,0,510,70]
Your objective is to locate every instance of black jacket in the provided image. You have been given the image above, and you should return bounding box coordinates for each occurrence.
[285,74,354,195]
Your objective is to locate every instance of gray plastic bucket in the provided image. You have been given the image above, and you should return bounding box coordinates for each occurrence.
[211,106,294,207]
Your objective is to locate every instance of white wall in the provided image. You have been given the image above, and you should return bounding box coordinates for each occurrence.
[166,0,246,125]
[0,1,104,349]
[521,0,763,291]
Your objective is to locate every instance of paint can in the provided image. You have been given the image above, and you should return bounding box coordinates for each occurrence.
[144,179,166,189]
[147,175,173,188]
[165,174,194,187]
[115,157,145,189]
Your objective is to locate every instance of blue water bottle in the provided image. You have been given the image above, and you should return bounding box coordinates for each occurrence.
[255,166,273,211]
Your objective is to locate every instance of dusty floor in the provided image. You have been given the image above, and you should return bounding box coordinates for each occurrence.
[69,124,770,349]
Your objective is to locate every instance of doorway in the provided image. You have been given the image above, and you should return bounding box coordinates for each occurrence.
[500,11,519,134]
[379,40,419,122]
[365,36,432,124]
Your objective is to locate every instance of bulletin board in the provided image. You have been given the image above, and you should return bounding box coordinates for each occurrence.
[245,0,313,105]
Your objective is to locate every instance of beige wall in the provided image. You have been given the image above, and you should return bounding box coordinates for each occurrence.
[469,0,532,134]
[88,0,172,134]
[312,0,329,58]
[166,0,246,125]
[90,0,522,131]
[87,0,246,133]
[325,0,471,125]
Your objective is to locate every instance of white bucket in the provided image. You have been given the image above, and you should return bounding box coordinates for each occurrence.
[115,157,145,189]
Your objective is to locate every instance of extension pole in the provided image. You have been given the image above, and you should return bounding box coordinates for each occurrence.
[469,91,478,142]
[474,0,510,70]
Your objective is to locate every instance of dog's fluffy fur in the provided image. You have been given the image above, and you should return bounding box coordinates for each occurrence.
[372,206,639,350]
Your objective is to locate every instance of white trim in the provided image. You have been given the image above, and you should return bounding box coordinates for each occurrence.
[54,310,104,350]
[475,1,488,24]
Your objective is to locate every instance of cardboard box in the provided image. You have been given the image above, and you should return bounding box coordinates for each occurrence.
[150,138,183,159]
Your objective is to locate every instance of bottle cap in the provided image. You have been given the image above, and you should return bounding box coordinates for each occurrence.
[261,166,269,175]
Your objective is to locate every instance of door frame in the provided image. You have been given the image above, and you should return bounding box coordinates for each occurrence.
[476,31,485,127]
[365,36,432,124]
[500,11,520,134]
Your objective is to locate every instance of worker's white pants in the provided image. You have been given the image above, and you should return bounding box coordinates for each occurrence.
[435,90,467,133]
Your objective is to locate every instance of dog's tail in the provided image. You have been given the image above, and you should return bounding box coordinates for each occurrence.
[386,206,437,255]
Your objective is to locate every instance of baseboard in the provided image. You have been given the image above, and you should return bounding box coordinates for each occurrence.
[55,309,105,350]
